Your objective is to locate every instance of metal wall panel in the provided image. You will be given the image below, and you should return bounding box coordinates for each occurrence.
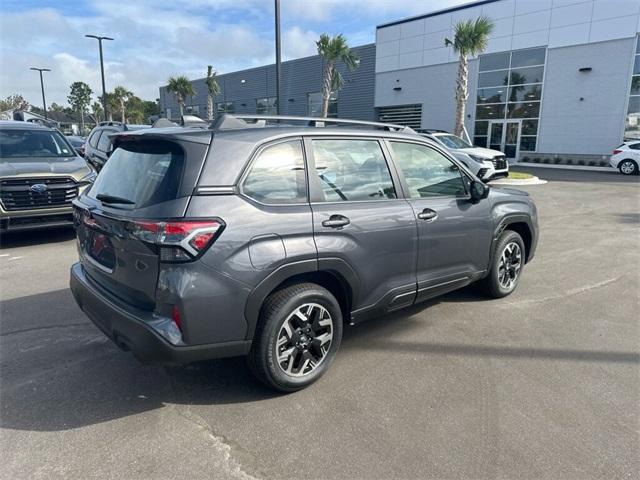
[160,44,375,121]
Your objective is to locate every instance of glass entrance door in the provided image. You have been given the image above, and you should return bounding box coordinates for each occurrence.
[488,120,520,160]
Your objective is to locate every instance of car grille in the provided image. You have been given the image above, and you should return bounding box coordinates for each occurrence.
[0,177,79,211]
[492,156,507,170]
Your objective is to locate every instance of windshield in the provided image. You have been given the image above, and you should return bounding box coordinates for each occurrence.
[436,134,472,150]
[0,129,75,160]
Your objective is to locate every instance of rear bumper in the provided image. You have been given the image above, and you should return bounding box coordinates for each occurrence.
[69,262,251,365]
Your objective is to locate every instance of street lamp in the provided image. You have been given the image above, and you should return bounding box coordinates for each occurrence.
[274,0,281,115]
[30,67,51,120]
[85,34,114,121]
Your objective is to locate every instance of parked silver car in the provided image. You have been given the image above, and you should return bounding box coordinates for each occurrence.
[418,130,509,182]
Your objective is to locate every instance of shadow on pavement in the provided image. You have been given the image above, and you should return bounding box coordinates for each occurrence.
[1,285,638,433]
[0,227,76,249]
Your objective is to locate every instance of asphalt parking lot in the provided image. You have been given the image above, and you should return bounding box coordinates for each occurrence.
[1,168,638,480]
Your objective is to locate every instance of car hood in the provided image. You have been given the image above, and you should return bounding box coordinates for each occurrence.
[0,156,91,180]
[491,186,529,196]
[457,146,504,159]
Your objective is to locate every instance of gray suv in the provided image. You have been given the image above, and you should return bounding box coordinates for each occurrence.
[70,115,538,392]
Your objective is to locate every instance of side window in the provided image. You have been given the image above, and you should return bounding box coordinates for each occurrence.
[88,130,102,148]
[311,139,396,202]
[390,142,467,198]
[97,129,115,152]
[242,140,307,204]
[630,143,640,150]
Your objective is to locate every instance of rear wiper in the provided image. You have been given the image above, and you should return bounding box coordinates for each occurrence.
[96,193,135,205]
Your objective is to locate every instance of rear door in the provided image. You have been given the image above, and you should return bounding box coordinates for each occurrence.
[386,140,493,302]
[305,136,417,321]
[74,137,208,309]
[88,128,116,170]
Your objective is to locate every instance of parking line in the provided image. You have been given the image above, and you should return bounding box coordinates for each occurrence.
[8,256,24,261]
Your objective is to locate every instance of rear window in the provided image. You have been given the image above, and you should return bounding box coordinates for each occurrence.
[0,128,75,160]
[88,141,184,209]
[97,129,116,152]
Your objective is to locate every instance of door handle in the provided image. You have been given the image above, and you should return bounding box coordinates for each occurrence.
[322,215,350,228]
[417,208,438,221]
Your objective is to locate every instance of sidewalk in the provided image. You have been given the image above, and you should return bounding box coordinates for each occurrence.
[514,162,616,173]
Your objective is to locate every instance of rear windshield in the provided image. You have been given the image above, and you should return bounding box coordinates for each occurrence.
[0,128,75,160]
[88,141,184,209]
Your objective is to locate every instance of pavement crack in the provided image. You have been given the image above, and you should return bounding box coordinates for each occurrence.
[500,275,625,307]
[0,322,90,337]
[165,373,262,480]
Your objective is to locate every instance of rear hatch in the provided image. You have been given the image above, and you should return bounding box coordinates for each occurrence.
[73,133,210,309]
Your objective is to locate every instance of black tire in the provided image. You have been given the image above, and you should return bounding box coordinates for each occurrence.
[481,230,526,299]
[618,159,638,175]
[248,283,343,392]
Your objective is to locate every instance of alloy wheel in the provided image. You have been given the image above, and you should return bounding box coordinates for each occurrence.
[275,303,333,377]
[498,242,522,290]
[620,161,636,175]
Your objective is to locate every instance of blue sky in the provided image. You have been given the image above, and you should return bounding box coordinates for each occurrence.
[0,0,469,106]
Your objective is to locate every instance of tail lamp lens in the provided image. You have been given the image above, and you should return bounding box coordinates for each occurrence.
[129,220,223,262]
[612,149,622,154]
[171,305,183,332]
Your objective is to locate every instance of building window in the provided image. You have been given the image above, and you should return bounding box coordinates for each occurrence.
[217,102,235,114]
[474,47,546,152]
[256,97,277,115]
[185,105,200,116]
[308,91,337,117]
[626,37,640,140]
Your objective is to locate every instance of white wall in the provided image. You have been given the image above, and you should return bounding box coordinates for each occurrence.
[376,0,640,73]
[375,60,479,133]
[537,38,636,154]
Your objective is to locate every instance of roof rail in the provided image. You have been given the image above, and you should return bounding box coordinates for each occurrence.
[98,121,123,127]
[210,114,416,133]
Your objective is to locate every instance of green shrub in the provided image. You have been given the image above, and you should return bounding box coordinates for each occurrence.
[554,158,562,164]
[542,158,550,164]
[588,161,596,166]
[566,159,573,165]
[521,156,530,162]
[599,160,609,167]
[577,159,585,165]
[531,157,540,163]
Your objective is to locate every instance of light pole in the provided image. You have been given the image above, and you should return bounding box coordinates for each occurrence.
[85,34,114,121]
[274,0,282,115]
[30,67,51,120]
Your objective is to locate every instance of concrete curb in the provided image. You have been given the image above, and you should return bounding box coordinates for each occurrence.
[514,162,616,173]
[489,176,547,186]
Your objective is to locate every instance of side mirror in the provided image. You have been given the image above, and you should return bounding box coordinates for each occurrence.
[470,180,490,202]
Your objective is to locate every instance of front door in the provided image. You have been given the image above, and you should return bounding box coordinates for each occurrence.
[385,140,494,303]
[305,137,418,320]
[488,120,520,160]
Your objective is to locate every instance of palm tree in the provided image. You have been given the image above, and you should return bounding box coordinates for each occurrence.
[205,66,220,120]
[112,86,133,123]
[91,101,103,123]
[316,34,359,117]
[167,76,196,118]
[445,17,493,137]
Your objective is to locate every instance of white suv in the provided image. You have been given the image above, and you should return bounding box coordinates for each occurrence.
[418,130,509,182]
[610,141,640,175]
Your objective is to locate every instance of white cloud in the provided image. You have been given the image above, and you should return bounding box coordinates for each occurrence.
[282,26,320,60]
[0,0,468,108]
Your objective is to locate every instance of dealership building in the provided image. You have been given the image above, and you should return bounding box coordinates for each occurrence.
[160,0,640,161]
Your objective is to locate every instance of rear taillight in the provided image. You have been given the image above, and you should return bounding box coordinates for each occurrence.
[613,149,622,154]
[171,305,183,332]
[128,219,224,262]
